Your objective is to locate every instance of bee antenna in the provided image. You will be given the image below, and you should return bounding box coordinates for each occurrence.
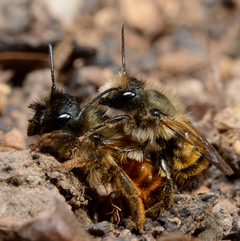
[48,44,56,94]
[76,87,120,121]
[121,23,127,75]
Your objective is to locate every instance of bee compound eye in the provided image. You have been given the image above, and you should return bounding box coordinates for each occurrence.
[99,91,136,110]
[39,113,72,134]
[123,91,136,97]
[150,109,161,117]
[113,91,136,102]
[57,113,71,120]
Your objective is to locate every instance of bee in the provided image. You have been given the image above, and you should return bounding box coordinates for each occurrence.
[27,45,157,232]
[98,24,234,229]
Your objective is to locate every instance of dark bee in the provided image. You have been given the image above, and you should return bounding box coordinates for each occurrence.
[98,24,234,230]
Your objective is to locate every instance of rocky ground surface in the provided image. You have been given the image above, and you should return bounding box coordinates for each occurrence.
[0,0,240,240]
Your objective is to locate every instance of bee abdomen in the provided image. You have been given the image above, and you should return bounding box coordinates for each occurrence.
[173,154,209,192]
[120,159,165,199]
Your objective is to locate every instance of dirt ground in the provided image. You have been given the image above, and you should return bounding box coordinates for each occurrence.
[0,1,240,240]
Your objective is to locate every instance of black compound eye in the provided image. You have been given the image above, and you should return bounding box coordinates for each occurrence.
[150,109,161,117]
[123,92,136,97]
[110,91,136,109]
[53,113,71,127]
[113,91,135,102]
[57,113,71,120]
[100,91,136,109]
[40,113,72,134]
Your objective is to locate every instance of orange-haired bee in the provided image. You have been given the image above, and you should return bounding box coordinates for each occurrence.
[98,24,234,229]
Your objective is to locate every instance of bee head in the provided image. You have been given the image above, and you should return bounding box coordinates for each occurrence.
[27,91,84,136]
[99,23,178,120]
[27,44,84,136]
[99,24,145,113]
[99,75,144,112]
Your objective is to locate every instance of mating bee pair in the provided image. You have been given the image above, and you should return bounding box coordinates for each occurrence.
[28,24,233,232]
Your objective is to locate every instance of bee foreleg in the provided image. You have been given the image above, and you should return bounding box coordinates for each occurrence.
[79,115,131,142]
[115,167,145,233]
[145,158,174,216]
[31,130,77,151]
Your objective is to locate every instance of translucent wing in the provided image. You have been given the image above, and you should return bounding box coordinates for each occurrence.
[160,116,234,175]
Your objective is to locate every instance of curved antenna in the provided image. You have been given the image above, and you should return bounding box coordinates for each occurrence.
[48,44,56,94]
[76,87,120,121]
[121,23,127,75]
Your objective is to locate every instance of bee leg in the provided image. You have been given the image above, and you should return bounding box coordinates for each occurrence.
[145,158,174,216]
[79,115,132,142]
[102,188,122,226]
[115,167,145,233]
[31,130,77,150]
[106,203,122,225]
[58,152,103,171]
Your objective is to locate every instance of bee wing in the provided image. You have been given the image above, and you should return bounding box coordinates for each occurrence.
[160,116,234,175]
